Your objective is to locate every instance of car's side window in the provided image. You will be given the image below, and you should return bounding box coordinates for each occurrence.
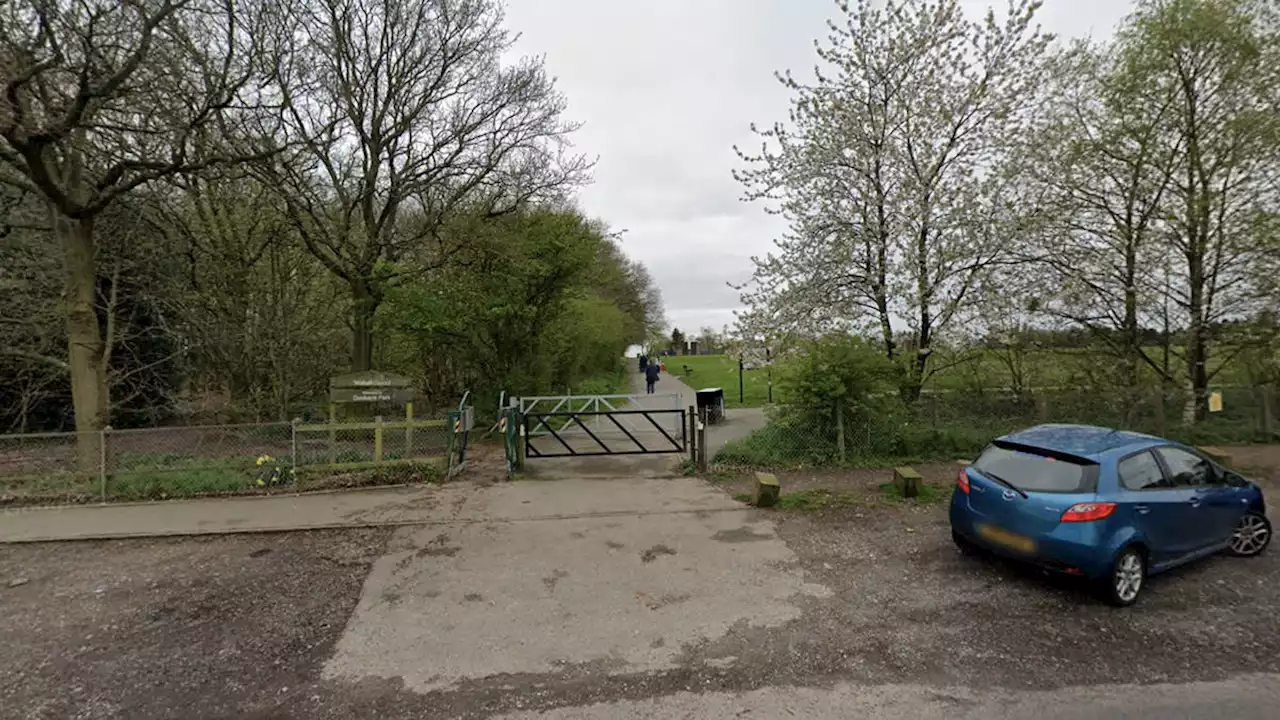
[1118,451,1170,491]
[1156,447,1213,487]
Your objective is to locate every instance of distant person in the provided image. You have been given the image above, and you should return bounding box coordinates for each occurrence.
[645,360,661,394]
[639,354,648,373]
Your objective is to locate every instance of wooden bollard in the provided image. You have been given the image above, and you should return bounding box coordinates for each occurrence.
[894,466,922,499]
[755,472,780,508]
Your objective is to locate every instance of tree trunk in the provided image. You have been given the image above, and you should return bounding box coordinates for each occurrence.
[1184,210,1208,425]
[350,279,381,372]
[55,210,107,471]
[1183,265,1208,425]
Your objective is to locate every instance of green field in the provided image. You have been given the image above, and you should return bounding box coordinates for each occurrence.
[670,355,784,408]
[674,350,1256,408]
[925,346,1254,393]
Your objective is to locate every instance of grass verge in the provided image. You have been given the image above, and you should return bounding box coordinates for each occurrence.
[0,459,446,506]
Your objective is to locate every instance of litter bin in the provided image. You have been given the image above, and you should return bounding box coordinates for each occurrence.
[696,387,725,425]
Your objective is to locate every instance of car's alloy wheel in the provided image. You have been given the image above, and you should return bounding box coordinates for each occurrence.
[1229,513,1271,557]
[1106,548,1145,607]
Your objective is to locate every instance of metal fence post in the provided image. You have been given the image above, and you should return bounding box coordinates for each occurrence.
[99,426,110,503]
[696,407,708,473]
[290,418,300,489]
[836,399,846,462]
[688,405,697,466]
[1256,384,1274,438]
[374,415,384,464]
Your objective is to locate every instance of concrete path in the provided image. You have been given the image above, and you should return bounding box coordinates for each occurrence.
[0,477,746,543]
[637,364,769,456]
[323,484,826,692]
[493,674,1280,720]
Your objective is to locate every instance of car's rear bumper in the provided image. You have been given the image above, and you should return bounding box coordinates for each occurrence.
[950,491,1112,579]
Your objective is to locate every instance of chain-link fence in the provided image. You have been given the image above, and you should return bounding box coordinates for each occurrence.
[714,385,1279,469]
[0,416,457,505]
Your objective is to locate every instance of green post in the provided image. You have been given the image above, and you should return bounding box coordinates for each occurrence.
[374,415,384,464]
[327,402,337,465]
[405,401,414,458]
[446,410,459,470]
[516,411,526,471]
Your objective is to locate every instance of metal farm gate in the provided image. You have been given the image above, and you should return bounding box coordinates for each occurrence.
[514,394,687,459]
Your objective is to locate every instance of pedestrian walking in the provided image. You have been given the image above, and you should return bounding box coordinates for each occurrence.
[645,360,661,394]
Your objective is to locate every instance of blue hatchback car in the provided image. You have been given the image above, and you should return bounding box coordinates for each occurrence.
[950,424,1270,606]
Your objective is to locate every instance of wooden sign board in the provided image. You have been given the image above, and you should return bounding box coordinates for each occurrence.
[330,371,413,389]
[330,387,414,404]
[329,371,414,404]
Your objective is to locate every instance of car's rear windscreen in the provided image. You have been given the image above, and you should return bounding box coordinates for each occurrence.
[974,443,1097,493]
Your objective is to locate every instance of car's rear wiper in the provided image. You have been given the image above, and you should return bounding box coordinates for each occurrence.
[981,470,1028,498]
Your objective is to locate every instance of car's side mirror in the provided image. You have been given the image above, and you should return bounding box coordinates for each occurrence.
[1221,469,1247,487]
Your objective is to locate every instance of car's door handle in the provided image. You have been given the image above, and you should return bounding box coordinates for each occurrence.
[1188,497,1201,507]
[1135,504,1151,515]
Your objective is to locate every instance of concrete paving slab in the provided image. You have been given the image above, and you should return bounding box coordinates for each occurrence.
[322,480,829,692]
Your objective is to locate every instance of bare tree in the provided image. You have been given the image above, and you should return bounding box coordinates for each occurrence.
[0,0,283,457]
[146,170,350,420]
[261,0,590,372]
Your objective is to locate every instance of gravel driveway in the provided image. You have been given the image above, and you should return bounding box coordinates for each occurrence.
[3,461,1279,719]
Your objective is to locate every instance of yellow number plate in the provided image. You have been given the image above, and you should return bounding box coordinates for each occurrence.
[978,524,1037,553]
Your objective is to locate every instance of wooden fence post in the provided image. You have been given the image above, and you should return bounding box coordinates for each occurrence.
[405,401,414,458]
[327,402,337,465]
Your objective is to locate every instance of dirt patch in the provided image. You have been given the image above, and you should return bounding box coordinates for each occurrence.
[639,544,677,563]
[1223,444,1280,484]
[635,591,692,610]
[711,527,773,543]
[746,501,1280,690]
[0,529,389,720]
[419,533,462,558]
[542,568,569,591]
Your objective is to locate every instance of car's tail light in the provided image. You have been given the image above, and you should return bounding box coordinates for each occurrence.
[1061,502,1117,522]
[957,468,970,494]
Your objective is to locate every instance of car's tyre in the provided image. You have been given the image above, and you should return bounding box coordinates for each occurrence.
[1228,513,1271,557]
[1101,546,1146,607]
[952,529,978,556]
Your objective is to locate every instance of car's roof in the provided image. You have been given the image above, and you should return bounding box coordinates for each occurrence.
[997,424,1165,460]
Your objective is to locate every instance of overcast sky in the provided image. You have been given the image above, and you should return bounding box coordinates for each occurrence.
[503,0,1136,334]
